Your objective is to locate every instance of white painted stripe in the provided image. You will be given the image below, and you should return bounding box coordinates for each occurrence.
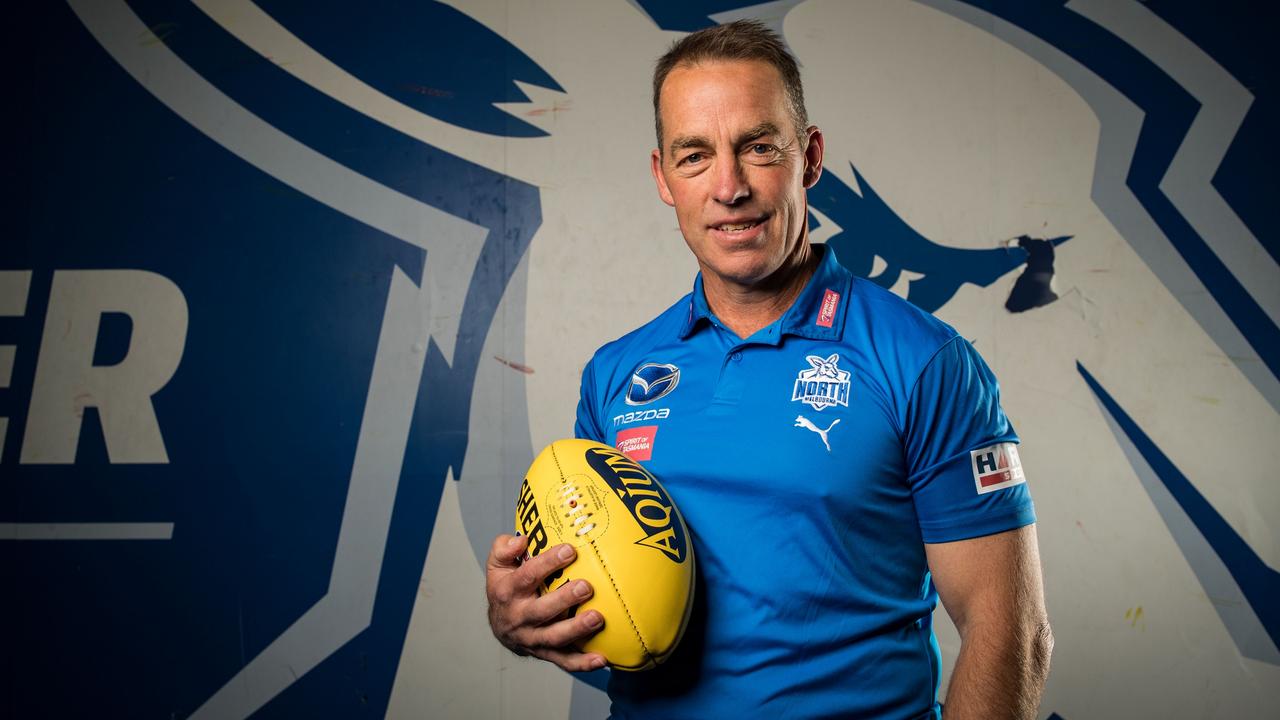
[190,258,434,720]
[0,523,174,540]
[191,0,549,183]
[67,0,485,366]
[66,0,482,262]
[1070,0,1280,325]
[1091,388,1280,664]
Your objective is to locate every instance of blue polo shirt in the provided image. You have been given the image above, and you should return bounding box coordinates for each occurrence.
[575,245,1035,719]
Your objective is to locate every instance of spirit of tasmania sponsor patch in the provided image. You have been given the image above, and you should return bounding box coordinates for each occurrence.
[615,425,657,461]
[970,442,1025,494]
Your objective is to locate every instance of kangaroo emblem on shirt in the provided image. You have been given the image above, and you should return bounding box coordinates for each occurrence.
[807,354,842,379]
[795,415,840,452]
[792,354,851,411]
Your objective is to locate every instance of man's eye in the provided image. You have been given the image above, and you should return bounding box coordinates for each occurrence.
[750,143,776,154]
[680,152,704,165]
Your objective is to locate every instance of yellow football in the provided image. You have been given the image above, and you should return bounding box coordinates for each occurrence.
[514,438,696,671]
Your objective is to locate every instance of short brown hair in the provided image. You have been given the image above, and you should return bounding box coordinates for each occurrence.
[652,19,809,150]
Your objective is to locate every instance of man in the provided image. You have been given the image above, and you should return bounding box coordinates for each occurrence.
[487,20,1052,719]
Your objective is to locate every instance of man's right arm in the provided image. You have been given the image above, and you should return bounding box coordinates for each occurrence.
[485,353,609,670]
[485,532,607,672]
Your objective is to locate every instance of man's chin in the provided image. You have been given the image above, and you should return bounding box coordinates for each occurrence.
[701,258,776,288]
[699,245,814,292]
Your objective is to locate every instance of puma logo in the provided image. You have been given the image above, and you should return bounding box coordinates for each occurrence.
[794,415,840,452]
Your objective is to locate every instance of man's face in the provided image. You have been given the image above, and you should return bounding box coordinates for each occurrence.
[651,60,823,289]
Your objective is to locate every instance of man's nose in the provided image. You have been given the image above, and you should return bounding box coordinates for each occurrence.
[712,156,749,205]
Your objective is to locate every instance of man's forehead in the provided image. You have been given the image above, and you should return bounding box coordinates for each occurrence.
[659,60,792,142]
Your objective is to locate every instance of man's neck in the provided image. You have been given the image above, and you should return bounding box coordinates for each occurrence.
[701,244,820,340]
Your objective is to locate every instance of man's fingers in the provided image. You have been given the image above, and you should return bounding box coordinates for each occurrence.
[486,535,600,663]
[536,647,608,673]
[512,543,578,593]
[487,538,583,614]
[532,609,605,650]
[525,579,594,625]
[488,534,527,571]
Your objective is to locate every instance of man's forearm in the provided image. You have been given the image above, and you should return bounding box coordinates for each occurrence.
[942,618,1053,720]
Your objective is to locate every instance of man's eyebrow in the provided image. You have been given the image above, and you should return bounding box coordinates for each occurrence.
[737,123,781,145]
[669,135,711,153]
[668,123,784,154]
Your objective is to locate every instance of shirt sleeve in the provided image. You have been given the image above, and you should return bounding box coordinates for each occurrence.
[904,336,1036,543]
[574,356,606,442]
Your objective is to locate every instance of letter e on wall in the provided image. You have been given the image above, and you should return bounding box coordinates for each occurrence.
[0,271,33,462]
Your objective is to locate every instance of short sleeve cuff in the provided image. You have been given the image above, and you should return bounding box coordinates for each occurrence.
[918,502,1037,544]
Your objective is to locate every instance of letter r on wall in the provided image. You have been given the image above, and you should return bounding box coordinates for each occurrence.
[21,270,188,464]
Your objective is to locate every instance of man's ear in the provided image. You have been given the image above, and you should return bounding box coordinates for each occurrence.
[651,148,676,207]
[801,126,825,188]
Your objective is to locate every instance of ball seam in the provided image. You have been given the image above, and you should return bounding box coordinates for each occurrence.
[549,441,566,483]
[551,441,653,667]
[588,538,654,666]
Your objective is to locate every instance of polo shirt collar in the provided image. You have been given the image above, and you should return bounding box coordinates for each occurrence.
[678,244,852,343]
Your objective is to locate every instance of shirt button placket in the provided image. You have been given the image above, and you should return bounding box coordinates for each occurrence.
[712,347,746,406]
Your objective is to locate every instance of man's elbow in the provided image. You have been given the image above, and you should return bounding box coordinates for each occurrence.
[1028,619,1054,683]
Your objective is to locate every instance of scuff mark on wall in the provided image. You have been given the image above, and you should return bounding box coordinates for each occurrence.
[139,22,178,46]
[524,100,572,117]
[400,83,456,99]
[1125,605,1146,630]
[493,355,534,374]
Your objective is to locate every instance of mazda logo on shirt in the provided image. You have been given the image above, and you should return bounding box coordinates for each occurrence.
[626,363,680,405]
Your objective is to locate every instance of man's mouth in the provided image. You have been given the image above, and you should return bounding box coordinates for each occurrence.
[712,219,764,232]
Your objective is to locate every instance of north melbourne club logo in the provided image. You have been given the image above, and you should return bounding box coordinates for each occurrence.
[791,354,851,411]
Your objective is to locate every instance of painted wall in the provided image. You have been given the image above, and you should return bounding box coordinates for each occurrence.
[3,1,1276,718]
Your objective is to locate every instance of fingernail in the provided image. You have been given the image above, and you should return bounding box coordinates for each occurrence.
[507,536,521,547]
[557,545,574,561]
[573,581,590,598]
[586,612,603,629]
[592,657,607,670]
